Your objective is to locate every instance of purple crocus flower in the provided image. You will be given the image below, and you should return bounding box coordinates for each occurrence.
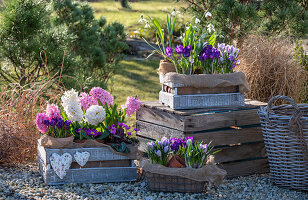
[200,144,208,153]
[165,47,173,58]
[175,44,183,54]
[134,128,139,132]
[155,150,162,157]
[84,129,102,137]
[49,119,56,127]
[147,142,154,150]
[182,45,192,58]
[161,137,169,146]
[164,146,169,153]
[64,120,71,127]
[44,120,49,126]
[118,122,123,127]
[56,118,65,129]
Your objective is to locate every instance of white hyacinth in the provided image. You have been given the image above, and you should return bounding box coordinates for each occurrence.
[61,89,79,108]
[61,88,83,122]
[64,102,83,122]
[84,105,106,126]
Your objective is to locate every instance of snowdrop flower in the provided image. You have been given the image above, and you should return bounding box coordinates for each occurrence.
[207,23,215,32]
[195,18,200,24]
[171,9,180,16]
[205,11,212,18]
[144,22,150,29]
[138,15,147,24]
[186,26,190,30]
[84,105,106,126]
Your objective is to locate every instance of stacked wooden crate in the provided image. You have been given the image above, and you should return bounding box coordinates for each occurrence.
[38,144,137,185]
[136,100,269,178]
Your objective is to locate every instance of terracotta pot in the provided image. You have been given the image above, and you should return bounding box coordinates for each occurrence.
[74,139,86,144]
[167,155,186,168]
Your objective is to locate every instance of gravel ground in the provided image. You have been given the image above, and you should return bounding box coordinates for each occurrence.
[0,163,307,200]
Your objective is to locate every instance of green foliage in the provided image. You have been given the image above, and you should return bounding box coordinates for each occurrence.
[260,0,308,38]
[53,0,128,90]
[0,0,76,86]
[293,40,308,71]
[179,0,259,44]
[120,0,131,9]
[0,0,127,89]
[180,0,307,43]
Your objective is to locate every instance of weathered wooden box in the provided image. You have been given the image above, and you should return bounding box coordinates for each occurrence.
[38,143,137,185]
[136,100,269,178]
[159,81,244,110]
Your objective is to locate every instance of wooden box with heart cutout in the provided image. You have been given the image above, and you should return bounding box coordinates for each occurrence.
[38,143,137,185]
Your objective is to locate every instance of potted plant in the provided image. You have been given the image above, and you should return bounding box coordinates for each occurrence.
[36,104,74,148]
[142,137,227,193]
[144,15,249,109]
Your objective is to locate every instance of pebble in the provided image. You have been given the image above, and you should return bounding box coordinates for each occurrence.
[0,164,307,200]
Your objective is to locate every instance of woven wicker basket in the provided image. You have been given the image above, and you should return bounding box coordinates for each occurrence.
[258,95,308,191]
[145,171,206,193]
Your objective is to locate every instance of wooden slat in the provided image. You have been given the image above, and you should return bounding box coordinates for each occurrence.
[137,106,185,131]
[39,145,131,166]
[214,142,267,163]
[136,121,184,140]
[70,160,131,169]
[186,127,264,146]
[44,167,137,185]
[219,158,269,178]
[184,109,260,132]
[140,99,266,116]
[137,121,264,146]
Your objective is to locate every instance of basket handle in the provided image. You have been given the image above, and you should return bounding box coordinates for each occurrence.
[266,95,308,161]
[266,95,300,114]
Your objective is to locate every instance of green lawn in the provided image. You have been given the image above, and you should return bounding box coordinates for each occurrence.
[110,60,161,105]
[108,60,161,125]
[90,0,187,32]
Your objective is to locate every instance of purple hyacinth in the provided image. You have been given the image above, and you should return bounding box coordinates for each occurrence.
[175,44,183,54]
[182,45,192,58]
[165,47,173,58]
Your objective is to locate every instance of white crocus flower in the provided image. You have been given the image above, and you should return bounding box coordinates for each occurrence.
[206,24,215,32]
[205,11,212,18]
[195,18,200,24]
[84,105,106,126]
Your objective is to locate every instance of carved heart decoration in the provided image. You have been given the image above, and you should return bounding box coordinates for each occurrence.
[49,153,72,179]
[74,151,90,167]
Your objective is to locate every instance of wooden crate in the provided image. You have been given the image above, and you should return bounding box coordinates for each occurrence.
[38,143,137,185]
[136,100,269,178]
[159,82,244,110]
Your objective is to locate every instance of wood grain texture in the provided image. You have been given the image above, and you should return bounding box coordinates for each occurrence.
[137,121,264,146]
[214,142,267,163]
[136,106,185,131]
[219,158,270,178]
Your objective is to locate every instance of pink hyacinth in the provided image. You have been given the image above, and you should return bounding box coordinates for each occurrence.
[45,104,61,119]
[122,96,141,117]
[89,87,113,107]
[35,113,49,133]
[79,92,97,110]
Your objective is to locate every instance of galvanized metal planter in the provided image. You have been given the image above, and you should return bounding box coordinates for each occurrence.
[159,74,245,110]
[38,143,137,185]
